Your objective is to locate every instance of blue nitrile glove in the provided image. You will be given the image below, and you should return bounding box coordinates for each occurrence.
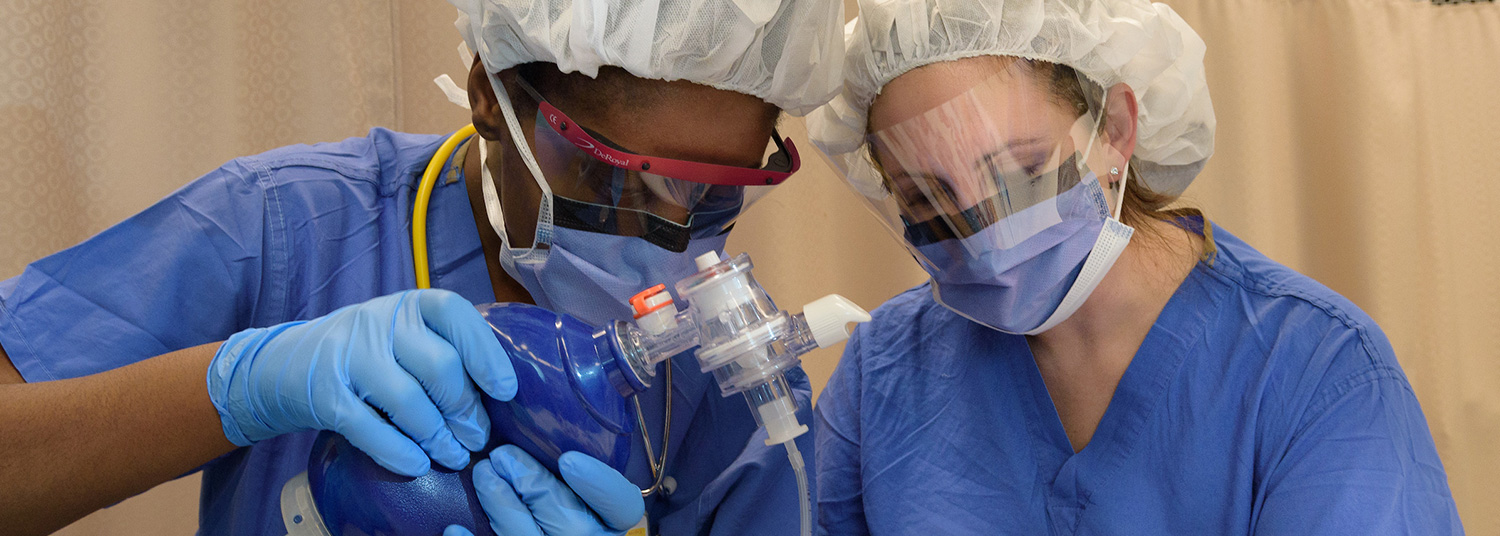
[442,446,646,536]
[206,289,517,476]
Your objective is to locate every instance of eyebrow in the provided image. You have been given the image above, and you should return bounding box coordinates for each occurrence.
[999,137,1050,151]
[987,137,1051,158]
[884,136,1053,188]
[975,137,1052,170]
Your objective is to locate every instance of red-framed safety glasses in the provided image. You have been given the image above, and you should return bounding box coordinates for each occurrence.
[515,76,800,187]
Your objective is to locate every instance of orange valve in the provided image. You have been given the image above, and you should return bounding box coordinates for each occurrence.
[629,285,673,319]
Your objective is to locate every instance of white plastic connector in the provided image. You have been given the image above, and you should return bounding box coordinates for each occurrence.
[801,294,872,348]
[694,251,723,272]
[634,291,677,335]
[757,397,808,445]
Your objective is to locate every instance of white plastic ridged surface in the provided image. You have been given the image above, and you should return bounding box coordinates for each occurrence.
[801,294,872,348]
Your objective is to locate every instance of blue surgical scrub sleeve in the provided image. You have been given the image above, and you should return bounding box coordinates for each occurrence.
[0,128,814,535]
[1253,368,1456,534]
[0,158,274,381]
[813,330,867,536]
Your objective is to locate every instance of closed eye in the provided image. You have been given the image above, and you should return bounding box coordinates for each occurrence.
[888,171,957,219]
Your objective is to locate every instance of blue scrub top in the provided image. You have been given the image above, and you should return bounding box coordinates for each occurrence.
[815,220,1462,535]
[0,128,814,535]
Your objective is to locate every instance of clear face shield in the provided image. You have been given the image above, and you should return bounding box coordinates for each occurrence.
[836,59,1131,333]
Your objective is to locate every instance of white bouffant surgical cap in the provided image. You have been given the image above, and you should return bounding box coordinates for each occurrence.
[809,0,1216,196]
[449,0,845,116]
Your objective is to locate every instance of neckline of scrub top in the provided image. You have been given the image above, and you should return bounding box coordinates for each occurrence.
[415,134,498,305]
[1007,229,1226,516]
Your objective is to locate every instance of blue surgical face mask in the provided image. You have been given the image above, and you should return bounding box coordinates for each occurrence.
[505,226,728,326]
[918,171,1130,334]
[868,80,1136,336]
[477,134,726,326]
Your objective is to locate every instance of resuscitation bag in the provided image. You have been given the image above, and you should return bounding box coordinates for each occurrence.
[283,302,638,536]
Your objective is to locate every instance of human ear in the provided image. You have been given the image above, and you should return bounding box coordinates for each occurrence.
[1101,83,1139,182]
[467,57,510,143]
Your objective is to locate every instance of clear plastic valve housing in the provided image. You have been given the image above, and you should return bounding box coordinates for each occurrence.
[610,251,867,445]
[674,253,818,396]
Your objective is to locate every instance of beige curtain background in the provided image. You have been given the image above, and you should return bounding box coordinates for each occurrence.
[0,0,1494,534]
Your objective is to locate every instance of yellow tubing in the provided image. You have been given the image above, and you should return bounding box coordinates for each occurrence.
[413,124,478,290]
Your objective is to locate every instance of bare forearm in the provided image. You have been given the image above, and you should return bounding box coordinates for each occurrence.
[0,343,236,535]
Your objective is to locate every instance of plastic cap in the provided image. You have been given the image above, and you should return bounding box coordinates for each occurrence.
[694,251,723,272]
[629,284,673,319]
[802,294,872,348]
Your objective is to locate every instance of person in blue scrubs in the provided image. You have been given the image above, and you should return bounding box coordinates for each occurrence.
[806,0,1464,534]
[0,0,845,533]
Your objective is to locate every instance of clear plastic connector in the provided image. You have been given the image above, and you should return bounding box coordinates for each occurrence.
[612,252,870,445]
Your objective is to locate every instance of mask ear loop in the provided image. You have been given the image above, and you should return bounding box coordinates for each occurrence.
[1076,90,1130,222]
[1075,91,1107,178]
[1087,86,1130,223]
[1113,161,1130,222]
[474,105,513,258]
[485,70,557,252]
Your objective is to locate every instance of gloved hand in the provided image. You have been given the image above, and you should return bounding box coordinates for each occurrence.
[206,289,516,476]
[443,446,646,536]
